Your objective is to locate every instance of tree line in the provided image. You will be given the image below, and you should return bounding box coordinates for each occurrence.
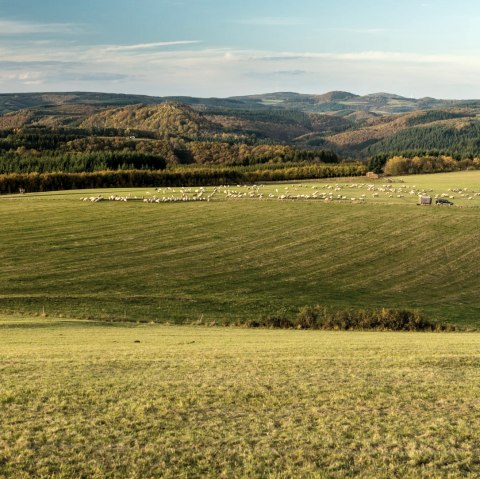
[0,163,367,194]
[383,156,480,175]
[0,151,167,174]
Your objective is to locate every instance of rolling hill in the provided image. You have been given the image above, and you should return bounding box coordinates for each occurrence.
[0,92,165,115]
[2,91,480,158]
[79,103,220,139]
[0,90,470,118]
[230,91,456,114]
[321,109,477,152]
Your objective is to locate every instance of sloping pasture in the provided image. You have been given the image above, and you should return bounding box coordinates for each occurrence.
[0,172,478,326]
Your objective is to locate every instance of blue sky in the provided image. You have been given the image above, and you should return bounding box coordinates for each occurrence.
[1,0,480,98]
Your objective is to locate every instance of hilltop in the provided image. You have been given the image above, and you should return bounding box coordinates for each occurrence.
[79,103,220,139]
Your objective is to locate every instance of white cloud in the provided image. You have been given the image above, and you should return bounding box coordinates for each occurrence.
[0,70,44,85]
[2,41,480,98]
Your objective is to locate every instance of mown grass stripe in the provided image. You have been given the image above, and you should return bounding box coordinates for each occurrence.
[0,173,479,325]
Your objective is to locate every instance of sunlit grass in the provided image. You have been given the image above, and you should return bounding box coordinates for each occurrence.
[1,318,480,478]
[0,172,479,326]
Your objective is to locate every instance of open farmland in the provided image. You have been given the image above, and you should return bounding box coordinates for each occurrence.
[0,171,479,327]
[2,318,480,478]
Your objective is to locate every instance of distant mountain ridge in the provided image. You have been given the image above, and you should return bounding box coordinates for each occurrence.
[0,90,472,116]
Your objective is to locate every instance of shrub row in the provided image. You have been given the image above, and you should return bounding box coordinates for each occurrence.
[383,155,480,176]
[239,305,454,332]
[0,164,367,194]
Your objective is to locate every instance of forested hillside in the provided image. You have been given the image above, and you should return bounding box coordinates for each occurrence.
[365,120,480,157]
[80,103,219,139]
[2,91,480,169]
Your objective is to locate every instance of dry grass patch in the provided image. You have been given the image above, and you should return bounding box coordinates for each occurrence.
[1,319,480,478]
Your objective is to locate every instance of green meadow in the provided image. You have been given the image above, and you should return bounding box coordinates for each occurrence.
[2,318,480,479]
[1,171,479,478]
[0,171,479,326]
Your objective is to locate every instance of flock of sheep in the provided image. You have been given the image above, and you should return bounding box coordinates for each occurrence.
[444,187,480,201]
[80,187,215,203]
[80,182,480,205]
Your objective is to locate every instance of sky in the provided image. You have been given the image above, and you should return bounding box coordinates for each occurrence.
[1,0,480,98]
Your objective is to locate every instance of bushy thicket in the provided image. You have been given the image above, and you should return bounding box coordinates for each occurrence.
[0,163,367,194]
[383,155,480,175]
[240,306,454,331]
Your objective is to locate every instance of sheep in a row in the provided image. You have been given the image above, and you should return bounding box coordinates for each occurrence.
[80,195,103,202]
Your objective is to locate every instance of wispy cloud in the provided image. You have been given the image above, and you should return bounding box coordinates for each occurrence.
[0,70,45,85]
[258,55,306,62]
[2,41,480,98]
[0,19,82,35]
[257,51,467,65]
[60,72,132,82]
[314,51,465,64]
[104,41,201,52]
[0,67,134,86]
[2,43,478,70]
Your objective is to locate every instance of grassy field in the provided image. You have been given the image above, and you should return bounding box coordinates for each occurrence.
[1,318,480,478]
[0,171,479,327]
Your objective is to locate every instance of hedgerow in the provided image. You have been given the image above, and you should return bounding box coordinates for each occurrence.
[238,305,455,331]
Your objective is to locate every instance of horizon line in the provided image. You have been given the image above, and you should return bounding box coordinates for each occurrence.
[0,89,476,102]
